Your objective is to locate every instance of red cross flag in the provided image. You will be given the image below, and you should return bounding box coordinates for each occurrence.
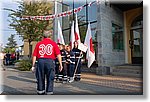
[84,23,95,68]
[75,14,81,44]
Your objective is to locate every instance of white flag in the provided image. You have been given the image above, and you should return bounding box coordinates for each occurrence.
[78,43,88,53]
[70,21,75,49]
[84,23,95,68]
[57,20,65,45]
[75,14,81,44]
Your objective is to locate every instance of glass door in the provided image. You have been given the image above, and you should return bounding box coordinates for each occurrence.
[130,28,143,64]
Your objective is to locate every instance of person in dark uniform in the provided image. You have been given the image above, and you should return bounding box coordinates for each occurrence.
[59,44,68,83]
[72,41,82,81]
[66,45,75,83]
[65,45,71,80]
[32,30,63,95]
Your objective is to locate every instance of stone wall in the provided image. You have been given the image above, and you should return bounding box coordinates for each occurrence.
[96,2,125,74]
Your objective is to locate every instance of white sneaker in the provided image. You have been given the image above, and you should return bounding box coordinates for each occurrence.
[62,81,67,84]
[69,77,74,83]
[46,92,53,95]
[69,80,74,83]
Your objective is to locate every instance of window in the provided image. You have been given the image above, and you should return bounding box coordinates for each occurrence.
[62,0,97,42]
[112,23,124,50]
[62,0,98,64]
[62,29,70,44]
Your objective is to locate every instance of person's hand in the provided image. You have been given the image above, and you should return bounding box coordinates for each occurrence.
[31,67,36,73]
[59,65,63,72]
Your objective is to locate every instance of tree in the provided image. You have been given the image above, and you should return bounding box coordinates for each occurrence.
[4,34,17,53]
[6,34,17,48]
[5,1,53,58]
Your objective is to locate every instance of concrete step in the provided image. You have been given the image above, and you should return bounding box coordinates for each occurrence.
[114,65,142,70]
[111,64,143,78]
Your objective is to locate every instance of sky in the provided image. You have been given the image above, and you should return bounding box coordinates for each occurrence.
[0,0,23,47]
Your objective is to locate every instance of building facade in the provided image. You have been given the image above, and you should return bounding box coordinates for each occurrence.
[60,0,143,75]
[96,1,143,74]
[23,0,143,76]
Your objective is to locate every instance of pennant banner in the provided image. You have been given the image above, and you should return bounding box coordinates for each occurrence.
[22,1,96,20]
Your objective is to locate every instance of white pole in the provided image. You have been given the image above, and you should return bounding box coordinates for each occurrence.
[54,0,57,42]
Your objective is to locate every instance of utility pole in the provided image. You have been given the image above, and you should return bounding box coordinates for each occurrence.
[86,0,88,27]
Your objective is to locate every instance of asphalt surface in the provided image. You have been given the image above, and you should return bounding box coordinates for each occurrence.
[0,66,143,95]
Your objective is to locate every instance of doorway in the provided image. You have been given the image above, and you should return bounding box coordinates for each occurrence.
[129,15,143,64]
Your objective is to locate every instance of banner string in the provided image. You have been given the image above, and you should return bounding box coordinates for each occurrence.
[22,1,97,20]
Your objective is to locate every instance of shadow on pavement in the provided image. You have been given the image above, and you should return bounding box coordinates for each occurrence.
[1,85,27,95]
[18,71,35,80]
[7,76,36,83]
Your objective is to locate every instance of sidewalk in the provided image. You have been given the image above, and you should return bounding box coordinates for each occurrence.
[1,66,143,95]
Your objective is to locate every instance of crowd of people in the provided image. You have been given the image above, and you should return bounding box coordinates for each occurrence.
[0,52,20,67]
[32,30,83,95]
[1,31,84,95]
[55,41,83,84]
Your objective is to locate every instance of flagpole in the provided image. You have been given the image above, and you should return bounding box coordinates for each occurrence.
[73,0,75,20]
[73,0,75,36]
[86,0,88,26]
[85,0,88,64]
[54,0,57,42]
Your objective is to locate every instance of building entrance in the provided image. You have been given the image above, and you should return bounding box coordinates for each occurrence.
[129,15,143,64]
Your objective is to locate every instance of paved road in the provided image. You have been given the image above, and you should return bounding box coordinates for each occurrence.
[0,66,143,95]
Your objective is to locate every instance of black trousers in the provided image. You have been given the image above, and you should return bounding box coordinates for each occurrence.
[36,58,55,93]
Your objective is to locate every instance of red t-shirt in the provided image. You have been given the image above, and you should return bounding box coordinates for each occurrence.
[33,38,60,59]
[11,53,15,58]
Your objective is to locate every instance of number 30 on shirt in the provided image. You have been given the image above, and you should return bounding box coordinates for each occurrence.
[39,44,53,56]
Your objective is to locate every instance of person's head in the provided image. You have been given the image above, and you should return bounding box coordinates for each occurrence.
[66,45,70,52]
[59,44,64,50]
[74,41,78,48]
[57,43,60,47]
[64,45,68,50]
[43,30,52,38]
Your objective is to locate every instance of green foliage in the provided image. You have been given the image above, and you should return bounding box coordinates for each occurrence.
[4,34,17,53]
[17,60,32,71]
[6,1,53,41]
[6,34,17,48]
[5,1,53,57]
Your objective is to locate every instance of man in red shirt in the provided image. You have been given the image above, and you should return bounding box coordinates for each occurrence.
[32,30,63,95]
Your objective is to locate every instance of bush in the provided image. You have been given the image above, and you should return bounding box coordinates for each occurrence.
[13,59,21,63]
[17,60,32,71]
